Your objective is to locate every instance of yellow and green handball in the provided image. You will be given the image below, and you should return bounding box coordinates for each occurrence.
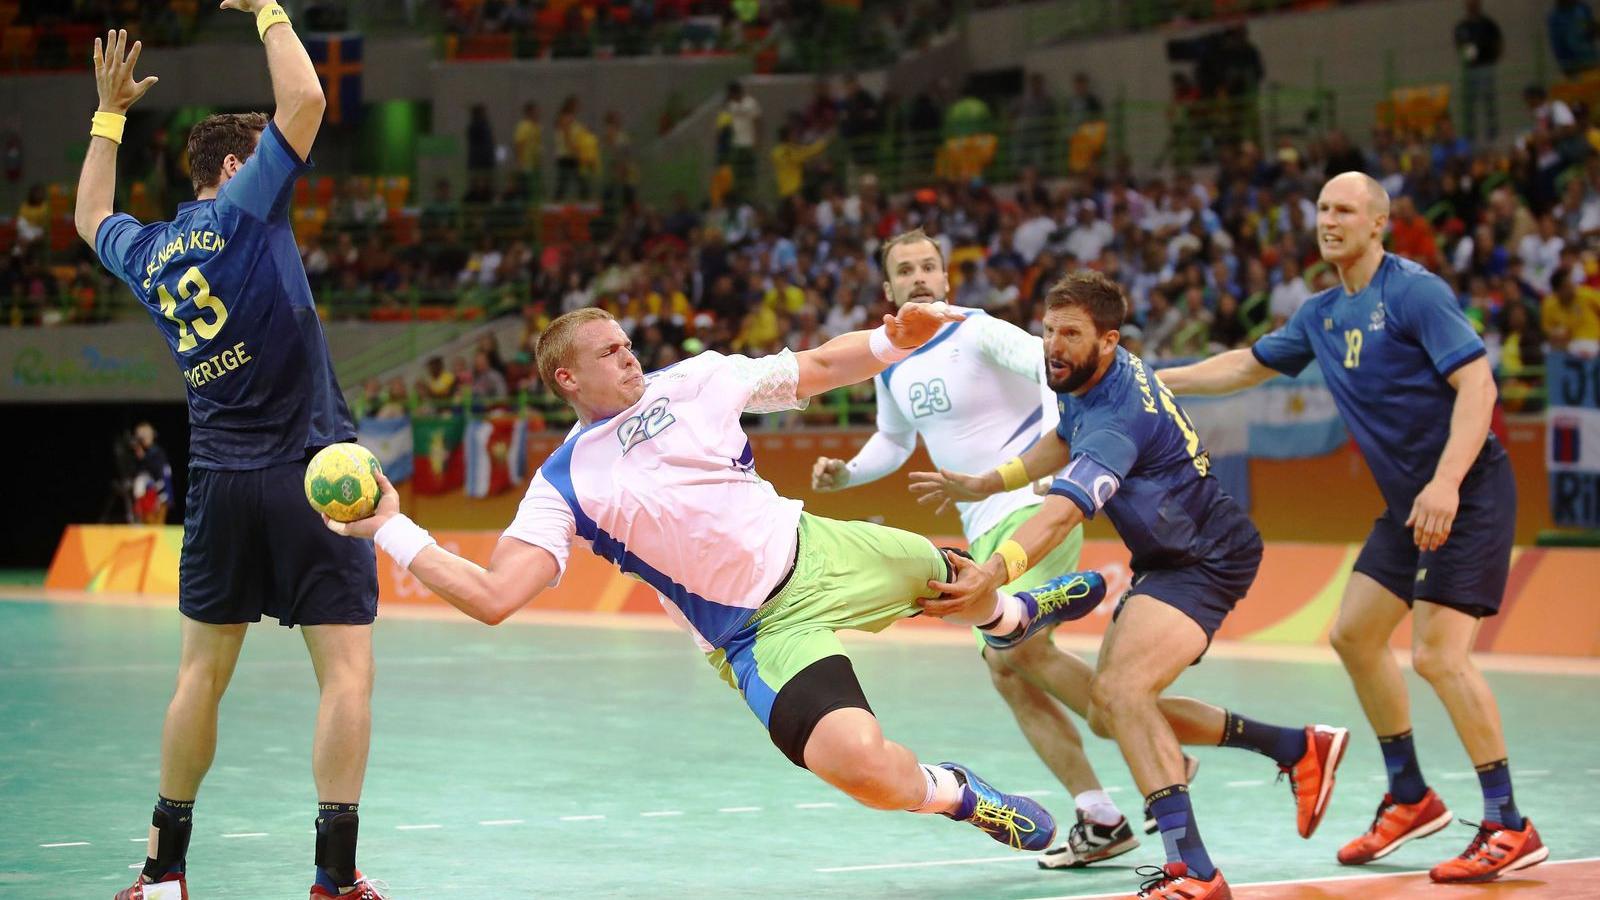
[304,442,383,523]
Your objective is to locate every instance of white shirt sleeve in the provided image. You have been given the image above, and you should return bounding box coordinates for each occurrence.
[725,349,809,413]
[501,471,577,586]
[844,381,917,485]
[968,313,1046,382]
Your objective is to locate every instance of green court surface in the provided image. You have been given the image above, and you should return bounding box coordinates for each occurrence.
[3,597,1597,899]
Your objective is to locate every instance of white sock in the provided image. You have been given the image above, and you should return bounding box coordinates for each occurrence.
[978,593,1027,636]
[1075,789,1123,827]
[909,763,964,815]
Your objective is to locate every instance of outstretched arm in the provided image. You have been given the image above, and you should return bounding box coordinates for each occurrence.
[922,494,1084,616]
[907,427,1073,515]
[794,303,964,399]
[1156,347,1278,396]
[75,30,158,245]
[327,474,559,625]
[222,0,326,161]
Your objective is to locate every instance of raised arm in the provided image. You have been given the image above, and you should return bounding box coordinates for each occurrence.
[222,0,326,161]
[794,302,964,399]
[75,30,158,245]
[1157,347,1279,396]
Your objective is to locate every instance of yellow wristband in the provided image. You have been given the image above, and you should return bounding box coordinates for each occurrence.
[997,456,1029,492]
[257,3,290,39]
[996,540,1029,583]
[90,111,126,145]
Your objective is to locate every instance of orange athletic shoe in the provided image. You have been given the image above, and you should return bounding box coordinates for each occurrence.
[113,873,186,900]
[1279,724,1348,838]
[1337,789,1453,865]
[1429,819,1548,883]
[1133,863,1233,899]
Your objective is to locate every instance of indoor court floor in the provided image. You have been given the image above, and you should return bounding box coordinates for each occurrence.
[3,592,1597,898]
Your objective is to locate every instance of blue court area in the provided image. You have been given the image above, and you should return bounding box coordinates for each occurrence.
[4,596,1597,898]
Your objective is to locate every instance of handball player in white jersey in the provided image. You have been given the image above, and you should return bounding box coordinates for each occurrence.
[812,229,1216,868]
[328,302,1110,852]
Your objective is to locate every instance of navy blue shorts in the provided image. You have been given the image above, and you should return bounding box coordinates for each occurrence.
[1114,537,1263,651]
[1353,454,1516,619]
[180,459,379,627]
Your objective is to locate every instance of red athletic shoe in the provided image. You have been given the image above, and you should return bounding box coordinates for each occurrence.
[1279,724,1347,838]
[309,870,390,898]
[1337,789,1453,865]
[113,873,187,900]
[1132,863,1233,899]
[1429,819,1548,883]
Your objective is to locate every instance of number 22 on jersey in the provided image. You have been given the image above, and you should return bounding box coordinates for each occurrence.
[158,266,230,353]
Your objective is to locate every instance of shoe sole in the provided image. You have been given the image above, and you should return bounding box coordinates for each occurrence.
[1340,807,1454,865]
[1433,842,1551,884]
[1038,834,1140,869]
[1303,725,1349,839]
[1143,755,1202,835]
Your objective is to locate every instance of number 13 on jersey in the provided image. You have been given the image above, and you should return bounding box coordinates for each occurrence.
[158,266,230,353]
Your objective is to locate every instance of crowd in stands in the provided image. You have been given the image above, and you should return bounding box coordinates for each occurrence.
[333,74,1596,424]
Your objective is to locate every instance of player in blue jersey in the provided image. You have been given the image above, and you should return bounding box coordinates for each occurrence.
[913,271,1350,900]
[1159,172,1546,884]
[75,7,386,899]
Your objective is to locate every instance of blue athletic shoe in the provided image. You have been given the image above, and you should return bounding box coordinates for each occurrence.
[939,761,1057,851]
[983,570,1107,651]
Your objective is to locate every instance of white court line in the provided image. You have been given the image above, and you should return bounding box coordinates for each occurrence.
[220,832,268,839]
[395,824,442,831]
[1587,768,1600,775]
[1103,787,1123,794]
[479,819,524,826]
[1522,769,1550,776]
[795,802,836,809]
[818,855,1033,873]
[559,815,605,822]
[129,837,147,842]
[1012,856,1600,900]
[1441,771,1475,779]
[641,811,683,818]
[1224,780,1264,788]
[40,841,90,848]
[718,807,761,813]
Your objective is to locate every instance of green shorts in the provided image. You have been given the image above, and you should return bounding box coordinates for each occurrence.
[707,512,947,765]
[968,504,1084,649]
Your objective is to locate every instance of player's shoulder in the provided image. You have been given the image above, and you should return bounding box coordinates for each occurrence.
[1384,253,1451,295]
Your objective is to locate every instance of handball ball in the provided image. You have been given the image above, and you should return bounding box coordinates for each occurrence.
[304,443,383,522]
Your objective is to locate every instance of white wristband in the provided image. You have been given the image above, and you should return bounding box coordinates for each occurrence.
[374,513,436,569]
[868,325,913,363]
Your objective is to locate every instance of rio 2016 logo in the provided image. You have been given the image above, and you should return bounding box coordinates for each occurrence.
[618,397,676,455]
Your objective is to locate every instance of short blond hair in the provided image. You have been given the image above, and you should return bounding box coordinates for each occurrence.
[535,307,615,398]
[879,227,945,274]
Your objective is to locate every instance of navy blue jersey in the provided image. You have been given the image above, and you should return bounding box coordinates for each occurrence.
[1252,253,1501,516]
[1049,347,1259,572]
[94,122,353,470]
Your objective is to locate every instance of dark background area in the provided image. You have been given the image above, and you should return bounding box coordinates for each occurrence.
[1,402,190,568]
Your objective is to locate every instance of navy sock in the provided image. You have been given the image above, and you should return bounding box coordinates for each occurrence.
[315,803,360,892]
[141,796,194,881]
[1476,759,1523,830]
[1219,710,1305,768]
[1379,730,1428,805]
[1147,785,1215,881]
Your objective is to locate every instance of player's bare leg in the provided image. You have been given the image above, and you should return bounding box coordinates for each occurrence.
[1410,603,1504,763]
[124,619,248,893]
[1329,573,1413,736]
[302,623,376,895]
[803,706,1057,850]
[1088,595,1226,892]
[985,642,1101,796]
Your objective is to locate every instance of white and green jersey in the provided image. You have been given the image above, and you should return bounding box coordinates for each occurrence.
[846,307,1057,541]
